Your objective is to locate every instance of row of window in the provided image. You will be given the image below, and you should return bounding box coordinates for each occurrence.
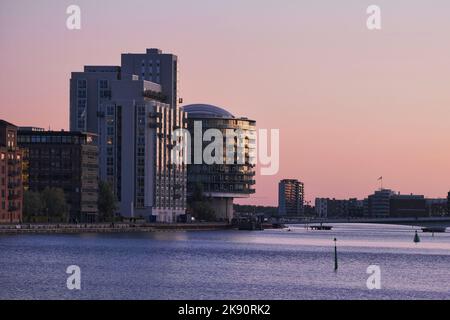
[18,135,88,145]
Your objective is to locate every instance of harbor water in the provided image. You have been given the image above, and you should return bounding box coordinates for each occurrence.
[0,224,449,300]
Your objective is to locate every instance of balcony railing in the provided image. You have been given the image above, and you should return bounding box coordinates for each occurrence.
[143,90,167,102]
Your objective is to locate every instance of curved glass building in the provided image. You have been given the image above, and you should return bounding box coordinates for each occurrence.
[182,104,256,221]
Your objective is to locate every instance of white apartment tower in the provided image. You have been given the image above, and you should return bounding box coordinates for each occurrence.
[70,49,186,222]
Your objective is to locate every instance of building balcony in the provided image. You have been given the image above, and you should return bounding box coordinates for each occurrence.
[143,90,167,102]
[149,111,162,118]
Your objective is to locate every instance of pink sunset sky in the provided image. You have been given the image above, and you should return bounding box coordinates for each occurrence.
[1,0,449,205]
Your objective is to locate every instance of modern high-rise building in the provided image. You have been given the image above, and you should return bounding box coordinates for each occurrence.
[97,78,186,222]
[18,128,99,222]
[70,49,187,222]
[0,120,23,224]
[278,179,304,216]
[182,104,256,221]
[121,48,179,108]
[70,66,121,133]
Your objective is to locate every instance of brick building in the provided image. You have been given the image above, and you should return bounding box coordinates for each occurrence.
[0,120,23,223]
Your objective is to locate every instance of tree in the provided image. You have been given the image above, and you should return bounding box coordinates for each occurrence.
[188,183,215,222]
[23,190,43,222]
[41,187,69,222]
[98,181,117,222]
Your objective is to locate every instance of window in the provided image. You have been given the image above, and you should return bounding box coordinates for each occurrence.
[107,106,114,116]
[77,79,87,89]
[78,90,86,98]
[99,80,108,89]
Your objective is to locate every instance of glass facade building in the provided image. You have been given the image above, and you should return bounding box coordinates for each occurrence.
[183,104,256,221]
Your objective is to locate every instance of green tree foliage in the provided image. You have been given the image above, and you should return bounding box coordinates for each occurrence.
[188,183,215,222]
[22,190,43,222]
[98,181,117,222]
[41,187,69,222]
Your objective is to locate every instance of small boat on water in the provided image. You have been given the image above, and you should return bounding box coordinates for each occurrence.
[309,225,333,231]
[422,227,447,233]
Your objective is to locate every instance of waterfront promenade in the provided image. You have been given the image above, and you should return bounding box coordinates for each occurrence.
[0,222,233,235]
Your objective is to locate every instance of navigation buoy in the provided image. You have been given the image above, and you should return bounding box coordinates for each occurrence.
[334,238,338,271]
[413,230,421,243]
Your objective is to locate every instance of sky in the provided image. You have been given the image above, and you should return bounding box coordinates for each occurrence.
[1,0,449,205]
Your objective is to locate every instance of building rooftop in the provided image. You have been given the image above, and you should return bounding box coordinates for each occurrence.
[182,104,235,119]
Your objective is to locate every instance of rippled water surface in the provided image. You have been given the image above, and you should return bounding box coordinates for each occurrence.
[1,224,449,299]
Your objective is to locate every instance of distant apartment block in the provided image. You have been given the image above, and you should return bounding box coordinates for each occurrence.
[425,198,448,217]
[315,198,363,218]
[0,120,23,223]
[18,129,99,222]
[448,192,450,215]
[364,189,395,217]
[278,179,304,216]
[389,194,427,217]
[362,189,446,218]
[70,49,187,222]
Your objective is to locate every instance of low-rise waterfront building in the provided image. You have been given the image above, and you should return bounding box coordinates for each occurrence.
[17,129,99,222]
[448,192,450,215]
[364,189,396,217]
[389,194,427,218]
[315,197,364,218]
[426,198,448,217]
